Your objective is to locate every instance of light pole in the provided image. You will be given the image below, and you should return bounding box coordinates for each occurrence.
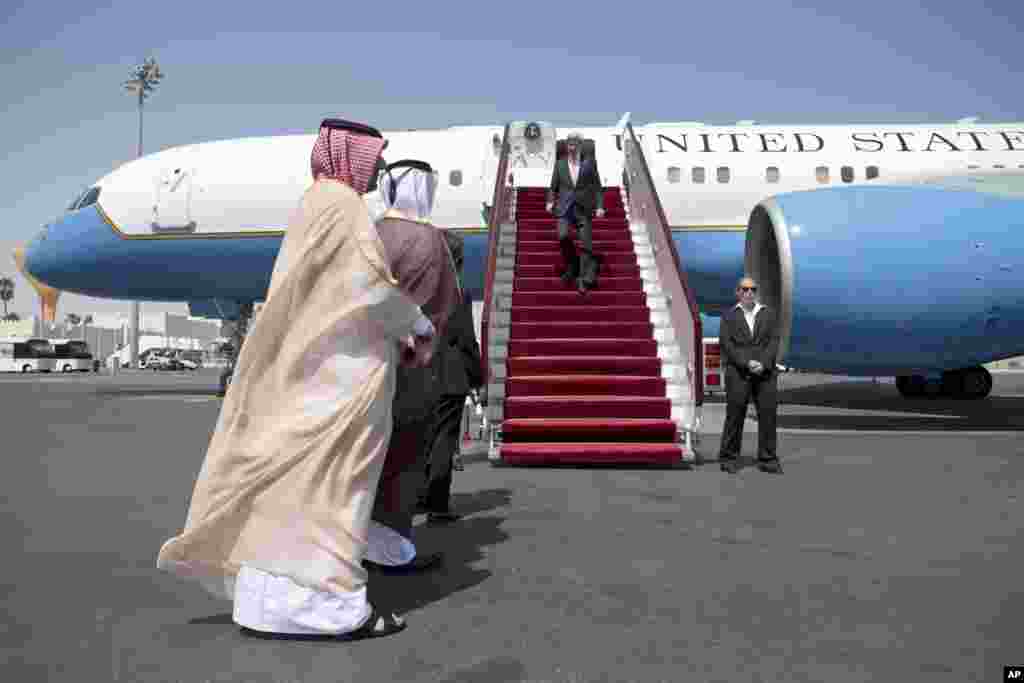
[123,57,163,369]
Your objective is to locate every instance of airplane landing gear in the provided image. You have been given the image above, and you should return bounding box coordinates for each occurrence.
[955,366,993,400]
[896,366,992,400]
[217,302,254,398]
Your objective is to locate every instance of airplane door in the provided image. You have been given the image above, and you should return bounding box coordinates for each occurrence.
[479,129,504,224]
[507,121,557,171]
[152,165,196,233]
[481,128,503,190]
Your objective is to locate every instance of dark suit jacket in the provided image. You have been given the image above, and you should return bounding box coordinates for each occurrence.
[719,304,781,380]
[433,293,482,396]
[547,148,604,217]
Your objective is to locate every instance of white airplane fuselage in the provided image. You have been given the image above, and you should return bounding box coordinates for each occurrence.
[24,120,1024,377]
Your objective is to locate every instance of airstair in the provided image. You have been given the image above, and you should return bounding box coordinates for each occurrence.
[480,120,702,466]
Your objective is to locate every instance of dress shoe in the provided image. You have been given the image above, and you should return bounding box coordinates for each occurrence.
[427,510,461,524]
[560,271,576,286]
[720,458,741,474]
[757,459,783,474]
[363,552,443,575]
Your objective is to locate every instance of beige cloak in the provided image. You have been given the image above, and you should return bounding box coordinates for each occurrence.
[157,179,430,599]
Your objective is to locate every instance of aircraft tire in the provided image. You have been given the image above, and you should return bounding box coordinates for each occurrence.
[941,369,965,399]
[922,378,944,398]
[961,366,992,400]
[896,375,925,398]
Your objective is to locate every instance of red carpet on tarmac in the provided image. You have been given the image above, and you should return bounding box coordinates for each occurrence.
[497,186,683,466]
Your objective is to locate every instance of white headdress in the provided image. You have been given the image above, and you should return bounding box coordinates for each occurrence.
[380,160,438,220]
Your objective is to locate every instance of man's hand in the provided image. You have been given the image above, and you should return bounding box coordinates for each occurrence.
[413,337,434,366]
[399,332,435,367]
[546,202,554,214]
[595,208,605,218]
[748,360,764,375]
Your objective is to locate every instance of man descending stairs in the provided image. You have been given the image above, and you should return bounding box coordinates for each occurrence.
[488,186,689,466]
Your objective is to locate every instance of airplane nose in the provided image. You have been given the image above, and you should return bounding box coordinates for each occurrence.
[23,219,67,287]
[13,238,62,323]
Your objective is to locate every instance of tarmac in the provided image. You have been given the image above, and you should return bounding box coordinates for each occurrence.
[1,368,1022,682]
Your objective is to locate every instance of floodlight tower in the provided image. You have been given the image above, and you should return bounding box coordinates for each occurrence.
[123,57,163,368]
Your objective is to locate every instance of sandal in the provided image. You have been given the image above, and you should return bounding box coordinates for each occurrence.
[337,605,406,641]
[238,604,406,641]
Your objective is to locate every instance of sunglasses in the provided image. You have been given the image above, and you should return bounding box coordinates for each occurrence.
[740,286,757,292]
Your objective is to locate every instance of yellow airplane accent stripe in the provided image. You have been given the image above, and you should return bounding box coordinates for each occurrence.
[97,203,283,240]
[97,203,489,240]
[98,202,744,240]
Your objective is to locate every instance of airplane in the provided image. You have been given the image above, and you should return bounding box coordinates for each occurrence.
[21,117,1024,399]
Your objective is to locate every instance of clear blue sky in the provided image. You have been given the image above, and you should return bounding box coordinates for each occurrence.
[1,0,1021,318]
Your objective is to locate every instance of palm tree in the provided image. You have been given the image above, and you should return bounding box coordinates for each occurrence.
[0,277,13,318]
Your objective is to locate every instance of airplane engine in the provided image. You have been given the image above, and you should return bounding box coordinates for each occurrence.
[744,184,1024,377]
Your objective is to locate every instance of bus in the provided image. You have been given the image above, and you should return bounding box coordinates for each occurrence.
[0,338,56,373]
[53,339,94,372]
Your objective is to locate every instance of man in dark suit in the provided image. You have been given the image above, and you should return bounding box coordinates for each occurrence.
[546,132,605,293]
[418,231,483,523]
[718,276,783,474]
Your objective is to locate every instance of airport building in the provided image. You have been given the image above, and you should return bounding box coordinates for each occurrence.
[0,311,223,366]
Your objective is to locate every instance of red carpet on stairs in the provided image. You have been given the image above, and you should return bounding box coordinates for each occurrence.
[497,186,683,466]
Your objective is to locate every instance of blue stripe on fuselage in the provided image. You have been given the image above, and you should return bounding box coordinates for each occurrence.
[26,205,746,311]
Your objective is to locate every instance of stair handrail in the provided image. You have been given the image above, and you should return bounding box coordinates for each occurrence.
[479,123,513,404]
[621,122,704,410]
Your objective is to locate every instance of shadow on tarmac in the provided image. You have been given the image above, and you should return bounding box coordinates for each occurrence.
[185,488,516,630]
[774,381,1024,431]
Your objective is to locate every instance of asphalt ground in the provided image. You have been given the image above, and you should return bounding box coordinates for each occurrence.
[1,369,1021,682]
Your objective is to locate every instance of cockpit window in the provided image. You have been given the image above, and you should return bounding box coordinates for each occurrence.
[67,190,86,211]
[76,187,101,209]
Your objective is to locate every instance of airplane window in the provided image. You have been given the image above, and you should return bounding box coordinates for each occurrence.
[866,166,879,180]
[815,166,829,184]
[766,167,780,183]
[717,167,730,183]
[692,167,705,184]
[449,170,462,187]
[841,166,854,183]
[77,187,101,209]
[667,166,681,184]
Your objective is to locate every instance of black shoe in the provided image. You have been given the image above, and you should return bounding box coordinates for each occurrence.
[452,453,465,471]
[720,458,741,474]
[427,510,461,524]
[363,552,443,575]
[757,459,783,474]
